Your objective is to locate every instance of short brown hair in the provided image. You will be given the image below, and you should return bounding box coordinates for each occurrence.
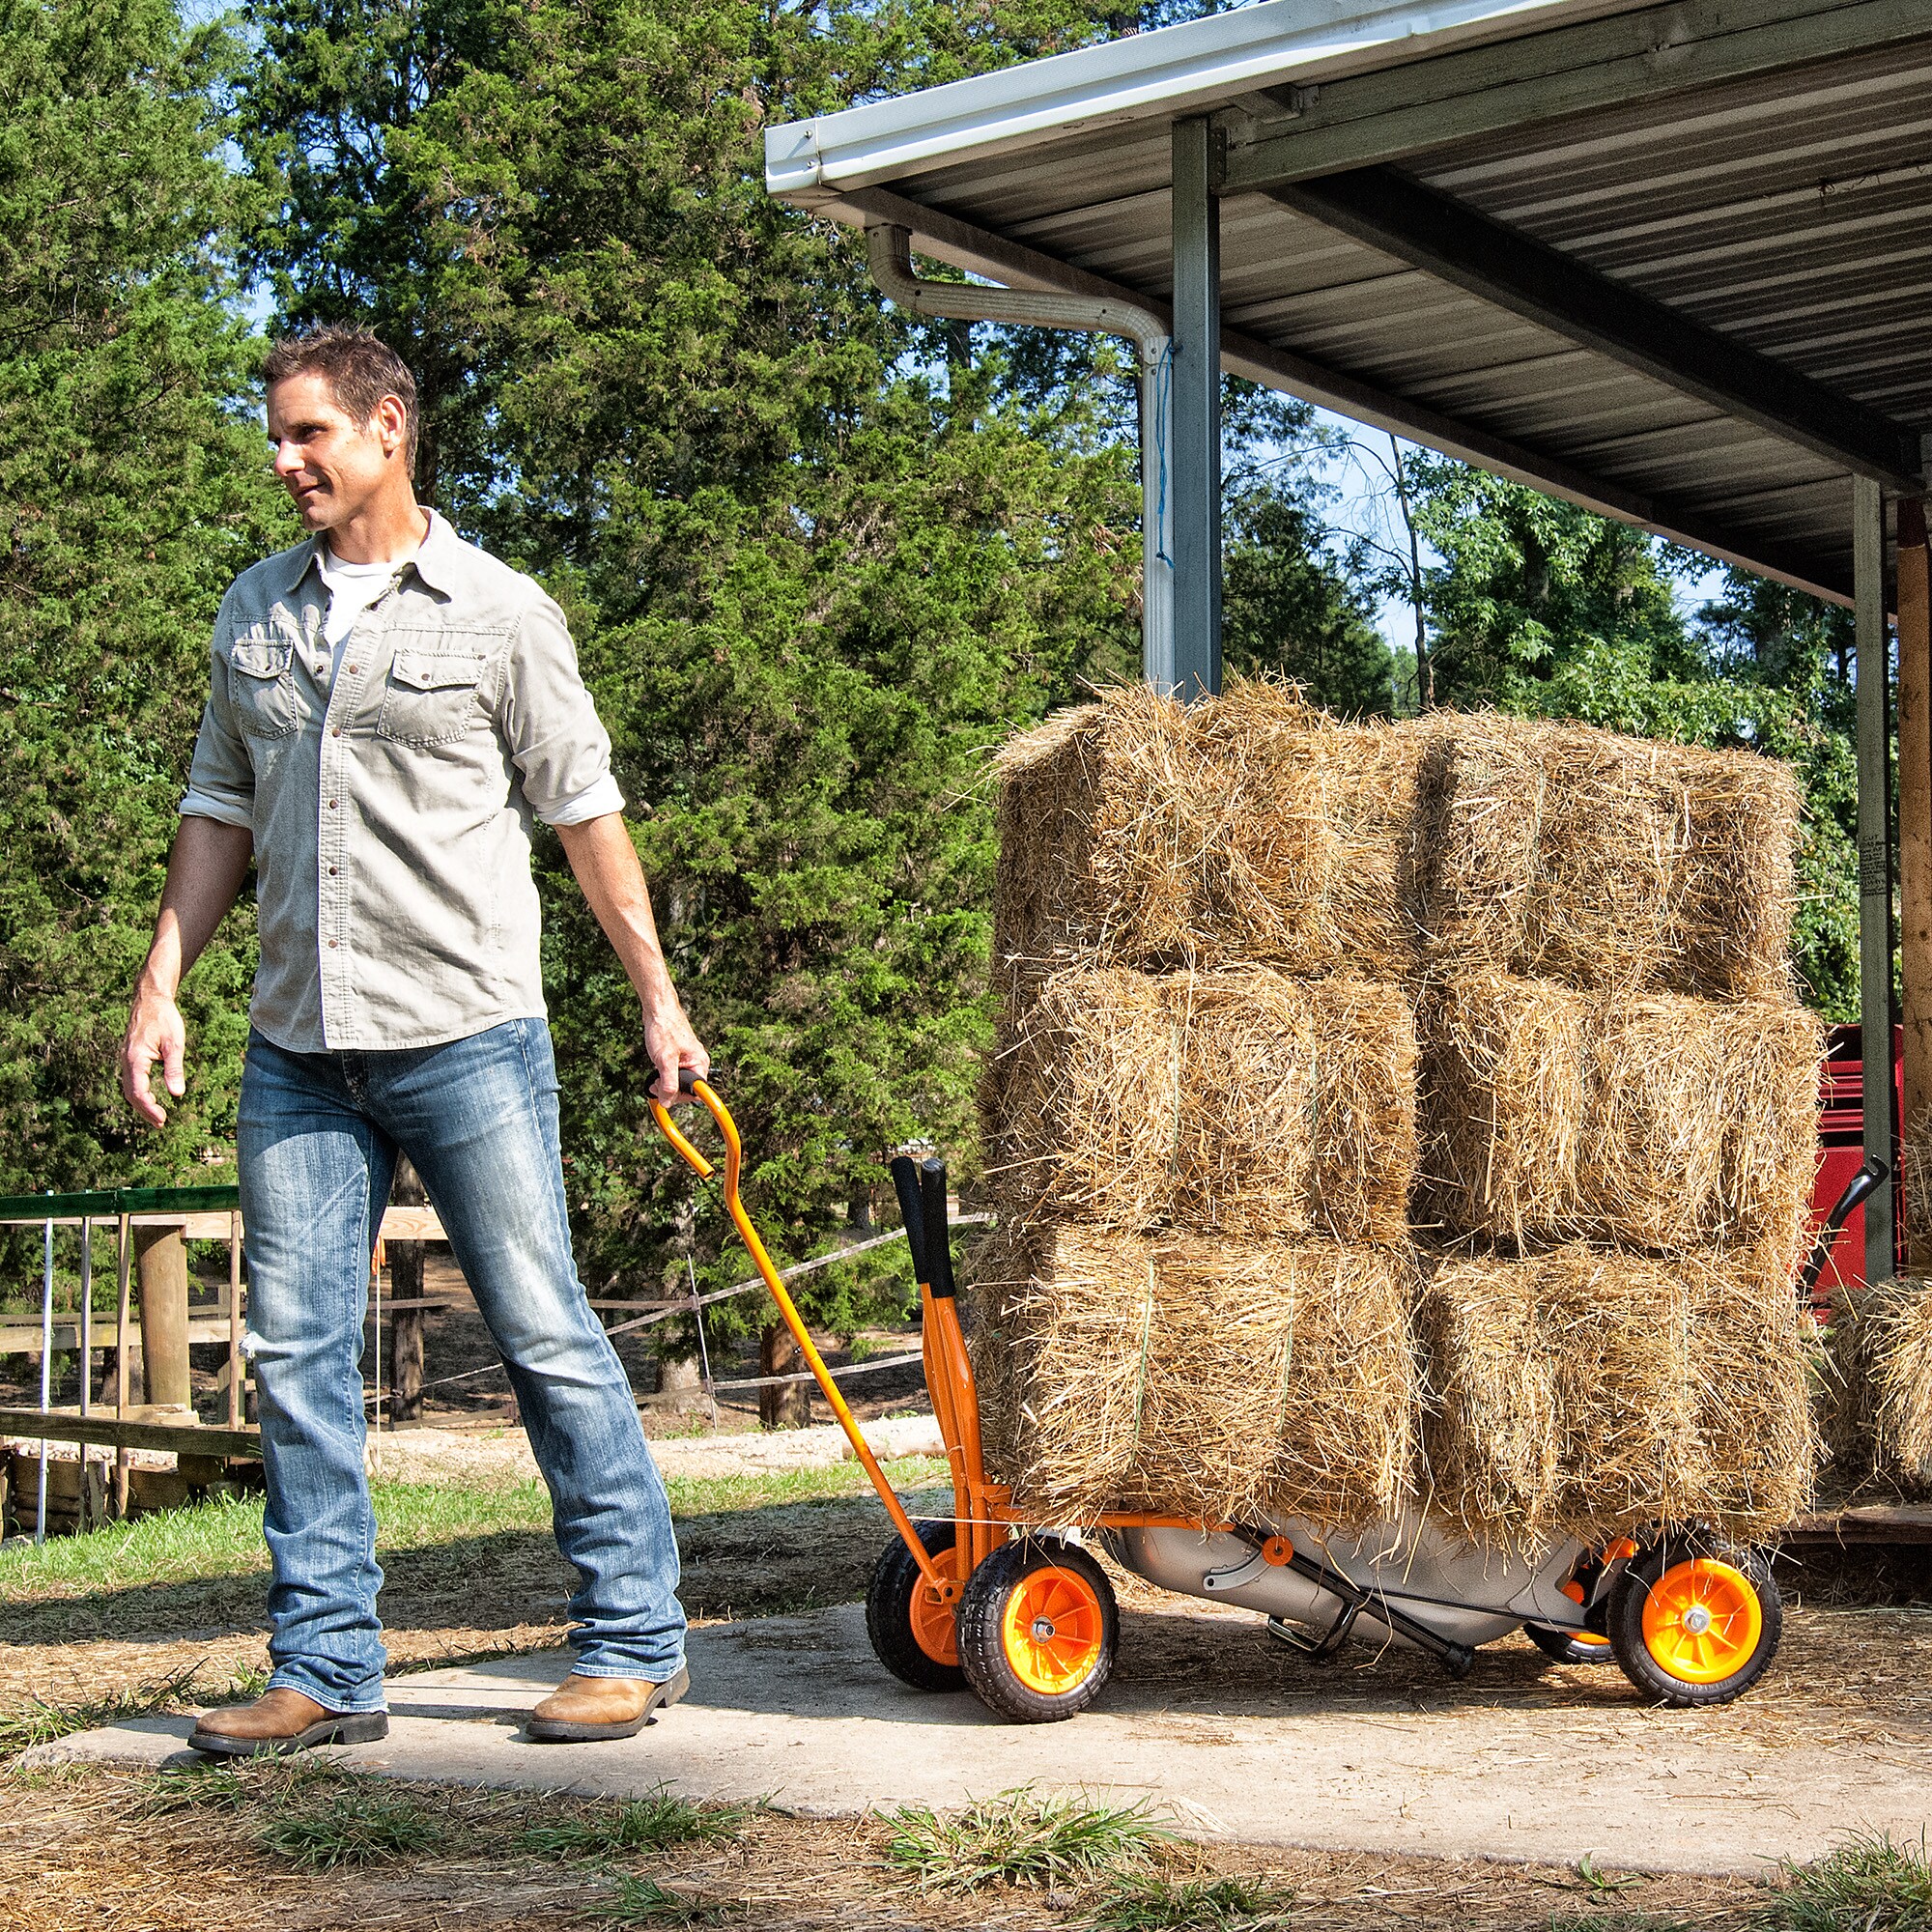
[264,325,419,477]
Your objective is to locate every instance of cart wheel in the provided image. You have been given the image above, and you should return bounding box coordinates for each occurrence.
[956,1537,1117,1723]
[866,1520,965,1692]
[1605,1536,1781,1707]
[1522,1622,1616,1666]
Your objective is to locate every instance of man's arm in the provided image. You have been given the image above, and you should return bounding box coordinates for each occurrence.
[121,817,256,1127]
[555,813,708,1104]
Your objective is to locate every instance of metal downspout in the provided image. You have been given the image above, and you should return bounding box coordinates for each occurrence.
[866,224,1176,691]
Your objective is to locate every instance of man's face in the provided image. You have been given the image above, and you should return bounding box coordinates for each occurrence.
[266,372,405,531]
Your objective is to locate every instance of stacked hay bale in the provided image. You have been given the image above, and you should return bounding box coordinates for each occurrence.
[976,681,1823,1548]
[979,683,1423,1530]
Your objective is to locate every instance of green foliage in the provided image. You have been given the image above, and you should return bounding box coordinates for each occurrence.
[0,0,291,1197]
[1088,1871,1297,1929]
[235,0,1146,1343]
[252,1767,446,1868]
[881,1787,1173,1892]
[603,1874,726,1926]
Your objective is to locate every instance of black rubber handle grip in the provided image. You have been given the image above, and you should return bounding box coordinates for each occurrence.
[919,1157,955,1300]
[890,1155,929,1286]
[1799,1153,1890,1298]
[645,1066,700,1100]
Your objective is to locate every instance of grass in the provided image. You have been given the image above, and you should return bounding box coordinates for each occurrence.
[1087,1872,1296,1929]
[0,1456,949,1617]
[245,1765,447,1870]
[603,1874,726,1925]
[0,1657,212,1756]
[514,1785,755,1859]
[1760,1832,1932,1928]
[881,1787,1174,1894]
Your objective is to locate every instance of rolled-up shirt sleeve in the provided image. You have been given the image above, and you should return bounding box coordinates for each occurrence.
[181,597,256,831]
[499,594,626,825]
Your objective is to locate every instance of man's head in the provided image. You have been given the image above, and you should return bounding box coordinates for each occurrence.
[263,327,419,535]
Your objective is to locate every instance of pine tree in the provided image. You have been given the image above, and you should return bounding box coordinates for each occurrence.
[0,0,290,1195]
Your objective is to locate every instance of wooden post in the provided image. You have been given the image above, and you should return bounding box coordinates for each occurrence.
[387,1157,427,1424]
[113,1213,131,1518]
[758,1322,811,1431]
[133,1222,192,1411]
[1899,497,1932,1269]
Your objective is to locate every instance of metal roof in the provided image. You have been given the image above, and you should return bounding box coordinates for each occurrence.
[767,0,1932,602]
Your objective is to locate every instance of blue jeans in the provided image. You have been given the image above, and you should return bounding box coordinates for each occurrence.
[237,1018,685,1713]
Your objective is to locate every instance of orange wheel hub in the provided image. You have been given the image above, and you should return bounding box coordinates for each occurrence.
[1000,1564,1105,1695]
[912,1555,961,1667]
[1641,1558,1763,1685]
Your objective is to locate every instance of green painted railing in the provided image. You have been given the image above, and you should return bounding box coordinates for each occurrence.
[0,1184,240,1222]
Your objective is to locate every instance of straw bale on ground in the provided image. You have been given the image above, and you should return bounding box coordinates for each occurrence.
[968,1221,1415,1530]
[1418,971,1822,1255]
[991,680,1425,991]
[1419,1245,1816,1548]
[1824,1279,1932,1492]
[981,966,1416,1241]
[1413,714,1800,1000]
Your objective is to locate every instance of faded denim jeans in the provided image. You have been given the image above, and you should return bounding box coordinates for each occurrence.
[238,1018,685,1713]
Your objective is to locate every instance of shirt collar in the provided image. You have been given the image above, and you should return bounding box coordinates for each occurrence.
[262,507,457,604]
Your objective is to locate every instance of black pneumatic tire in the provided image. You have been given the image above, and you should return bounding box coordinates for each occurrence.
[955,1536,1117,1724]
[1522,1621,1617,1666]
[865,1520,965,1692]
[1605,1536,1782,1708]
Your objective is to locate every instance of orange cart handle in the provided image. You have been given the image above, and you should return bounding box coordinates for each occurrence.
[646,1074,957,1605]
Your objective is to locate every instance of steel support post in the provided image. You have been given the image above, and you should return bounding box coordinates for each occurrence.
[1855,474,1897,1284]
[1170,115,1221,699]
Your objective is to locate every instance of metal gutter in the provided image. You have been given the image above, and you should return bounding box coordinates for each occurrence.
[765,0,1648,197]
[866,226,1177,687]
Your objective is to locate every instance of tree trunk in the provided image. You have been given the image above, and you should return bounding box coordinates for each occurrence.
[758,1321,811,1430]
[388,1157,428,1424]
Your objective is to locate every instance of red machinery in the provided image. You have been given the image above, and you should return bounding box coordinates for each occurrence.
[1810,1023,1903,1304]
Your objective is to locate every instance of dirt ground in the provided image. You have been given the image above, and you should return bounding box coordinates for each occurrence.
[0,1764,1770,1931]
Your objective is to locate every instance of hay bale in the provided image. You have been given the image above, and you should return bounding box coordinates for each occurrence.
[1824,1278,1932,1492]
[967,1221,1415,1530]
[1414,713,1800,1000]
[1418,971,1822,1255]
[1419,1244,1815,1548]
[990,679,1425,990]
[982,967,1416,1241]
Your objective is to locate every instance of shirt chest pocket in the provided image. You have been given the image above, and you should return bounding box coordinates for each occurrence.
[228,640,298,741]
[377,649,488,748]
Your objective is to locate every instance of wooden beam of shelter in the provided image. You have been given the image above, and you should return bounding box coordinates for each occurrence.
[1898,496,1932,1268]
[834,182,1858,603]
[1223,0,1932,194]
[1264,167,1923,495]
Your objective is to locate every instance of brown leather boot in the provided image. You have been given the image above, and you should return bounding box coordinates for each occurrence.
[189,1688,389,1758]
[526,1665,690,1742]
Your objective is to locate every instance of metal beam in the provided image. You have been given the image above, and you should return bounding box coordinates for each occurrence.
[1171,117,1222,699]
[1855,473,1897,1285]
[1224,0,1932,193]
[820,184,1854,603]
[1267,168,1924,496]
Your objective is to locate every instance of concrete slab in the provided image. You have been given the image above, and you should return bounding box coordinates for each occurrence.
[29,1605,1932,1878]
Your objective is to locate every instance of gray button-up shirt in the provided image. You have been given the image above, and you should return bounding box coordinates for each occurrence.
[182,512,623,1053]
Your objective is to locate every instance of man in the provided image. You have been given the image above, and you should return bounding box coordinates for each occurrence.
[121,325,705,1754]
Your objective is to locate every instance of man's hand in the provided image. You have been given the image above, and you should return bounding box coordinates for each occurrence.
[644,998,710,1110]
[555,813,708,1108]
[122,979,188,1128]
[121,816,254,1129]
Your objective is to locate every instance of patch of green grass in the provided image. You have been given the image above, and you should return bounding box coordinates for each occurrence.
[602,1874,725,1925]
[252,1767,445,1869]
[0,1659,207,1756]
[515,1786,754,1859]
[882,1788,1174,1894]
[1760,1832,1932,1929]
[137,1757,251,1814]
[1088,1872,1295,1929]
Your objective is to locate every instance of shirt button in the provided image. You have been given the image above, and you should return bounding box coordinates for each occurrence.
[328,866,337,876]
[331,726,341,737]
[328,799,337,809]
[327,939,338,949]
[347,664,358,674]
